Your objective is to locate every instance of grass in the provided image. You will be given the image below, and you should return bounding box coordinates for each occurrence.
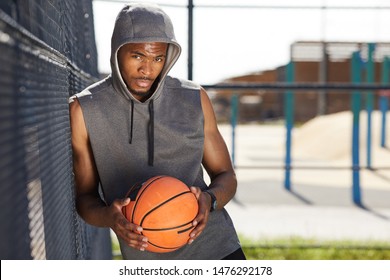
[112,238,122,260]
[239,236,390,260]
[112,235,390,260]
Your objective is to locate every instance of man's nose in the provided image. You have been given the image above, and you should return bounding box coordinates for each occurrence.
[140,60,153,76]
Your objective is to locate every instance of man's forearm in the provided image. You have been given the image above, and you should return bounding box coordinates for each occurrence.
[76,194,112,228]
[207,170,237,210]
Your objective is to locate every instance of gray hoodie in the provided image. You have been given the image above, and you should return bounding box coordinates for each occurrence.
[110,3,182,166]
[110,2,181,104]
[72,3,240,260]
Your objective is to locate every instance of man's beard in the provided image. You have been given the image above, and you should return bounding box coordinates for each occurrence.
[131,87,151,96]
[130,76,160,100]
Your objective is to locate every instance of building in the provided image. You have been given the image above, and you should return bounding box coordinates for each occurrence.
[211,41,390,123]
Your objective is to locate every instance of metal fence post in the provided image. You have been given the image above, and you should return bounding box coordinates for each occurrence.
[230,93,239,167]
[365,43,375,169]
[380,57,389,148]
[284,61,294,191]
[351,51,362,205]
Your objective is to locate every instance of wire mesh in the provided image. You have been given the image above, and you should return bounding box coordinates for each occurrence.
[0,0,110,260]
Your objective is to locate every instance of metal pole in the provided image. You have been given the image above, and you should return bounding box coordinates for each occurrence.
[380,57,389,148]
[284,61,294,191]
[230,94,239,167]
[187,0,193,80]
[351,51,362,205]
[366,43,375,169]
[318,41,328,115]
[202,83,390,91]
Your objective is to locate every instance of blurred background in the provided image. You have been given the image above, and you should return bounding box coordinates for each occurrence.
[0,0,389,259]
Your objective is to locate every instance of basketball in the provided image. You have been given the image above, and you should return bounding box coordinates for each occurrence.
[122,175,199,253]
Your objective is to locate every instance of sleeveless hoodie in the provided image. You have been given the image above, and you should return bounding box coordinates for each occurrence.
[70,3,240,260]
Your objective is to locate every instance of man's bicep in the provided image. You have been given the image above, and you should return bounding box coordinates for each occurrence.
[200,89,234,177]
[202,130,232,174]
[69,100,99,196]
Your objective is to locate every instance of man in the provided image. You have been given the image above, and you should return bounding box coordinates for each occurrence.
[69,3,245,260]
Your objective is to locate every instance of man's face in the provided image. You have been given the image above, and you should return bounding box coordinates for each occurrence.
[118,42,168,101]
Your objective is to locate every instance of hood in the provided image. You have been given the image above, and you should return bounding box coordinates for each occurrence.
[110,3,181,103]
[109,3,182,167]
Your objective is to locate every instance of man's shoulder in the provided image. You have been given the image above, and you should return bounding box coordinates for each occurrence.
[69,76,112,104]
[165,76,201,91]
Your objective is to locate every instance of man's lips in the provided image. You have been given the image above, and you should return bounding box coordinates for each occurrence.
[135,78,153,88]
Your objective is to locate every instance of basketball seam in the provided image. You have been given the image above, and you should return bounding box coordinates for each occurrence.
[139,190,193,226]
[131,175,165,223]
[177,224,194,234]
[147,240,182,250]
[142,221,194,232]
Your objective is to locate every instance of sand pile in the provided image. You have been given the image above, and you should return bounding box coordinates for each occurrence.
[293,111,390,167]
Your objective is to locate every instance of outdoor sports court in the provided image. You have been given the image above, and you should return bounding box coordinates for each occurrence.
[219,114,390,242]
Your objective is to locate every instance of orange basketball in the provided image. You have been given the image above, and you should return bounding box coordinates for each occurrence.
[122,175,199,253]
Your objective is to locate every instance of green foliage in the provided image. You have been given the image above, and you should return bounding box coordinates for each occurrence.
[112,238,122,260]
[240,236,390,260]
[112,235,390,260]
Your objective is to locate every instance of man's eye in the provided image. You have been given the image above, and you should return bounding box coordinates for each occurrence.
[155,57,164,62]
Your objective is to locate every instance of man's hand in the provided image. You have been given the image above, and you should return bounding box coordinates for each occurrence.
[188,186,211,244]
[109,198,149,251]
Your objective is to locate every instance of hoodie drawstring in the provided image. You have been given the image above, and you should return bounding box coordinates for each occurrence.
[148,99,154,166]
[128,99,154,166]
[129,100,134,144]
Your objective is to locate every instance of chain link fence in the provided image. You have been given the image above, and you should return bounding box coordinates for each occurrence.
[0,0,111,259]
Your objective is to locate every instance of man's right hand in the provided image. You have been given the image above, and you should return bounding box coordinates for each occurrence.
[109,198,149,251]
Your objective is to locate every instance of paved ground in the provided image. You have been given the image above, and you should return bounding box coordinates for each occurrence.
[218,124,390,242]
